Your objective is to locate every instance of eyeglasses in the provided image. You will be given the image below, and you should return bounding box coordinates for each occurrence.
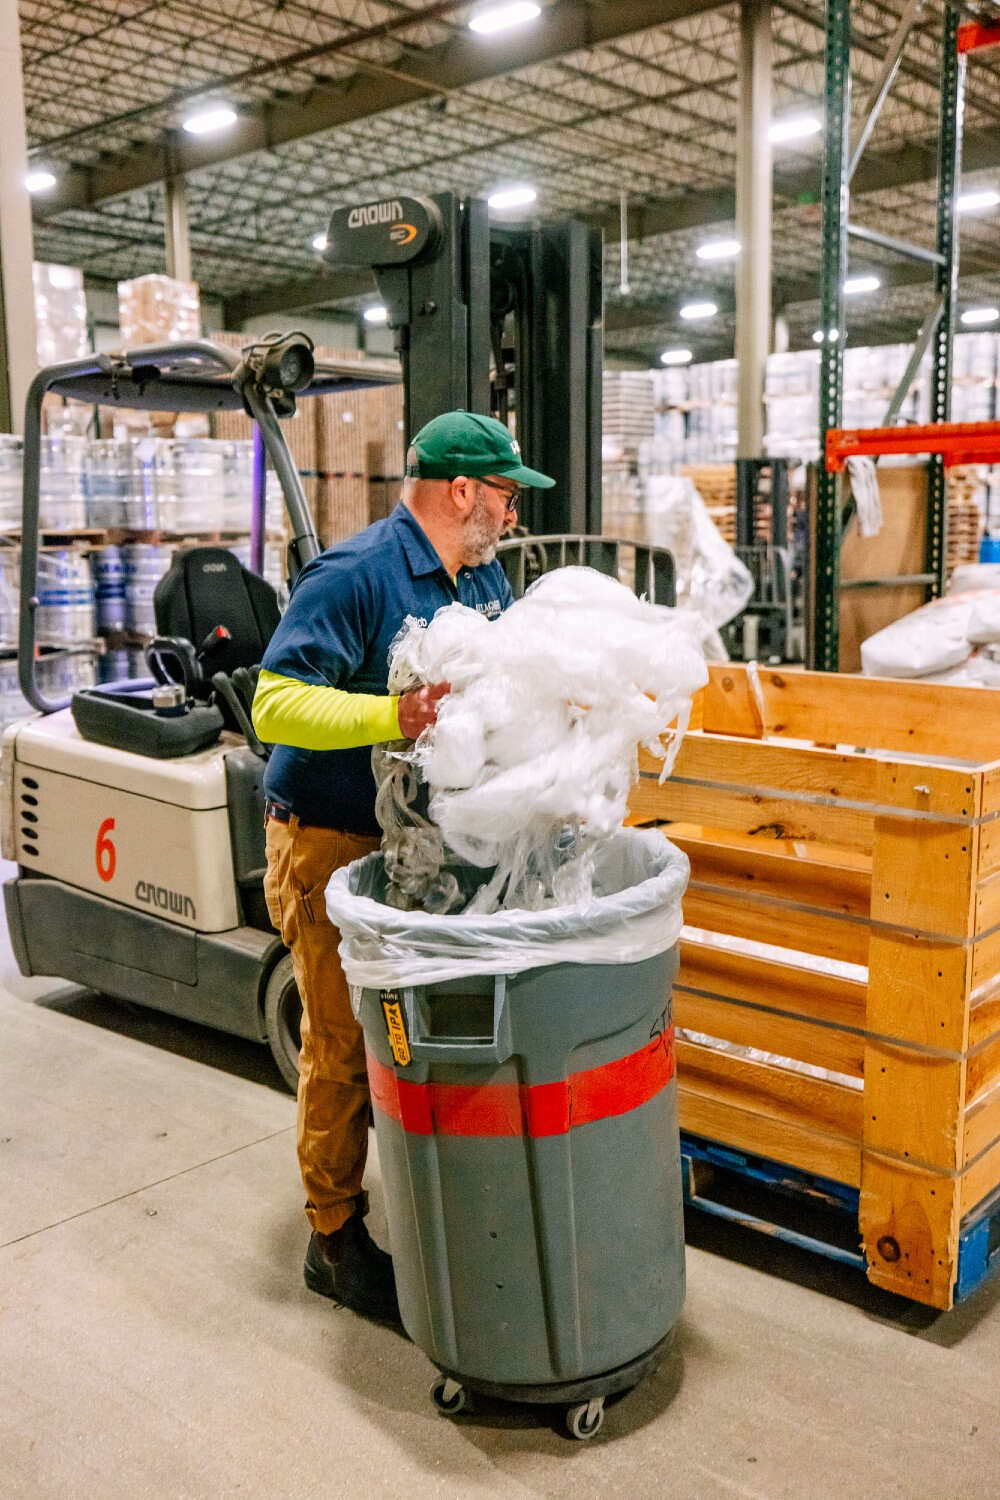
[478,477,522,513]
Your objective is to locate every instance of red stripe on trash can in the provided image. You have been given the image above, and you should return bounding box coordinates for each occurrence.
[365,1032,675,1139]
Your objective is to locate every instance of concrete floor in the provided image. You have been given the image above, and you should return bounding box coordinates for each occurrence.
[3,902,1000,1499]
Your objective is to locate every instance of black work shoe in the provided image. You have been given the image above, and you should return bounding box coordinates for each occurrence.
[304,1214,401,1324]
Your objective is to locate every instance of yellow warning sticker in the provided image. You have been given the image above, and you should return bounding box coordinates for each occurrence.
[381,990,411,1067]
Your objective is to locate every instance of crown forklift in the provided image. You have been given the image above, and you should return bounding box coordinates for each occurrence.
[2,193,669,1091]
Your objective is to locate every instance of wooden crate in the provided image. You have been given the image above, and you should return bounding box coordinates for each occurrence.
[629,663,1000,1309]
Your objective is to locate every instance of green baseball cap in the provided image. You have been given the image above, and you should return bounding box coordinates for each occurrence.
[406,410,555,488]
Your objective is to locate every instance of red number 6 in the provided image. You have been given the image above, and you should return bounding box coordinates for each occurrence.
[96,818,116,883]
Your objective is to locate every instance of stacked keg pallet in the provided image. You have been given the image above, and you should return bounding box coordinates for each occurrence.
[0,432,286,728]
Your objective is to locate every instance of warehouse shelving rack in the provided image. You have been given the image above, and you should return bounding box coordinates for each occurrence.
[812,1,1000,670]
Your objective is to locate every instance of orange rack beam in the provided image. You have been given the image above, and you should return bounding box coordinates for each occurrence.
[826,421,1000,472]
[957,21,1000,54]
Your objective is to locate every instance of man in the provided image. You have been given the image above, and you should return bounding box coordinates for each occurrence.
[252,409,555,1322]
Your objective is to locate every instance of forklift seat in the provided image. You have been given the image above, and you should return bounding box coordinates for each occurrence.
[153,547,282,694]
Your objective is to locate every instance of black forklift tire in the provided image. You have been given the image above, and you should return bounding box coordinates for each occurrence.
[264,955,303,1093]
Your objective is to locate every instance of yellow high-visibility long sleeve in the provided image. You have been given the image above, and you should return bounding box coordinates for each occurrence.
[252,667,401,750]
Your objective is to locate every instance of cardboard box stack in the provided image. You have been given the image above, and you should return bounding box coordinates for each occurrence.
[34,262,88,366]
[207,333,404,545]
[118,274,200,346]
[107,275,204,439]
[34,263,92,437]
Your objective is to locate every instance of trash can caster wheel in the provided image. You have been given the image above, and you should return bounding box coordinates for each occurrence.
[566,1398,604,1440]
[431,1377,468,1415]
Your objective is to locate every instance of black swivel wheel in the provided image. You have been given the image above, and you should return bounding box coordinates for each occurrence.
[430,1377,468,1415]
[565,1398,604,1440]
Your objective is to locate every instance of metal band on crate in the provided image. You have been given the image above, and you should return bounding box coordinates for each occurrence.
[642,770,997,828]
[685,880,1000,951]
[365,1032,675,1138]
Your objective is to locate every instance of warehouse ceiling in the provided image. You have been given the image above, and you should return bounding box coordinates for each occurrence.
[18,0,1000,365]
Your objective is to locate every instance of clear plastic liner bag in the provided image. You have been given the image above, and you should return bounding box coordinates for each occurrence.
[326,827,690,990]
[373,565,707,915]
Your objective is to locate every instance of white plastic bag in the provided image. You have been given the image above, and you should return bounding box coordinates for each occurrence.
[640,474,753,631]
[377,566,707,914]
[860,594,974,678]
[948,563,1000,595]
[327,828,689,988]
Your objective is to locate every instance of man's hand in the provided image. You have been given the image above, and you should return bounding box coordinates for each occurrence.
[397,682,450,739]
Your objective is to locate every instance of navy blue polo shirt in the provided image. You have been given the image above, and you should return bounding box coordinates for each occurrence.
[261,503,513,832]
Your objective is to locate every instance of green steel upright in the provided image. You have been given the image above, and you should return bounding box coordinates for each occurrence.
[814,0,851,673]
[812,0,966,668]
[927,5,965,596]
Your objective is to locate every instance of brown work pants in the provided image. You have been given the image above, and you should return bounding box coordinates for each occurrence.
[263,816,381,1235]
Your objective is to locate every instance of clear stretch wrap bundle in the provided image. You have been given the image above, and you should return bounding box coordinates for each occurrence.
[371,565,708,915]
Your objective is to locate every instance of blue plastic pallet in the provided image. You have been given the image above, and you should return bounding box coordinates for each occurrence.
[681,1133,1000,1303]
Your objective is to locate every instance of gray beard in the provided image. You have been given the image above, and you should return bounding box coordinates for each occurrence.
[461,493,500,567]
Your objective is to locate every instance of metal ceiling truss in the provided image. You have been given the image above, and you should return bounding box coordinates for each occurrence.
[19,0,1000,355]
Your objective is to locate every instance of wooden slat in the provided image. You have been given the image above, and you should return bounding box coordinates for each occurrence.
[860,1155,960,1309]
[960,1133,1000,1219]
[677,1039,864,1142]
[979,817,1000,881]
[644,737,979,819]
[702,663,1000,764]
[679,1091,861,1187]
[976,869,1000,936]
[981,763,1000,818]
[871,816,978,940]
[966,1031,1000,1105]
[867,932,971,1053]
[972,926,1000,996]
[863,1042,963,1173]
[683,888,870,967]
[963,1080,1000,1167]
[969,978,1000,1049]
[633,777,875,853]
[677,939,866,1032]
[666,822,870,872]
[674,990,865,1078]
[652,735,879,803]
[671,832,871,918]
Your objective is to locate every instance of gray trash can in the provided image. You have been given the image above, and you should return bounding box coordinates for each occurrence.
[332,831,688,1439]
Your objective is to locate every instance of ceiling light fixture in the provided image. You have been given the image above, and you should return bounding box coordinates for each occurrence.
[961,306,1000,326]
[363,305,389,325]
[488,184,537,210]
[769,115,822,144]
[696,238,740,262]
[679,301,718,321]
[844,275,881,295]
[958,188,1000,213]
[660,348,693,366]
[312,232,328,252]
[469,2,541,35]
[25,169,56,193]
[182,104,238,136]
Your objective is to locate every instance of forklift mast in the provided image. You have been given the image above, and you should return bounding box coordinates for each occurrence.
[324,192,603,538]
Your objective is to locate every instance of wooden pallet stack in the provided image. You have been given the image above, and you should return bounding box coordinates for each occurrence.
[629,663,1000,1309]
[681,463,738,543]
[946,466,986,575]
